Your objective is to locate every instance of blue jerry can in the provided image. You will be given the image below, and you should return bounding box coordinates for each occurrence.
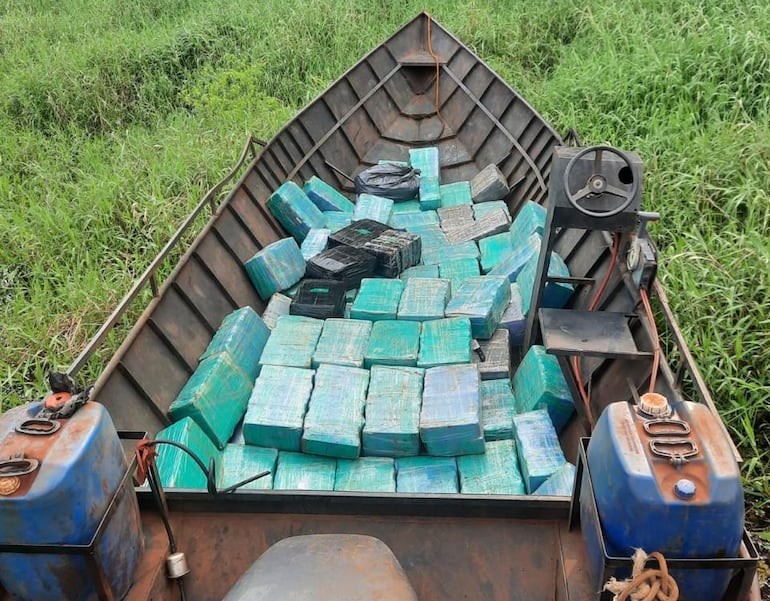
[583,397,744,601]
[0,401,143,601]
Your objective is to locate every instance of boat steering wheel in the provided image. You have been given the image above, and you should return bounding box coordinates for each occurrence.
[563,145,639,218]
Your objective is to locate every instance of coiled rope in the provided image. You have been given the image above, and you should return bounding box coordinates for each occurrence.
[604,549,679,601]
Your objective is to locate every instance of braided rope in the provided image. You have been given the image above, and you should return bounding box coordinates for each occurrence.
[604,549,679,601]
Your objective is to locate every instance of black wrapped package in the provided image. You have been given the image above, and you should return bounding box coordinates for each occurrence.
[363,230,422,277]
[305,246,378,289]
[328,219,391,250]
[354,164,420,201]
[289,279,347,319]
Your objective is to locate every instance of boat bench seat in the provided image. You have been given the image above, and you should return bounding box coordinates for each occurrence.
[221,534,418,601]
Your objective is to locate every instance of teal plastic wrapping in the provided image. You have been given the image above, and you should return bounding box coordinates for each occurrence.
[169,353,252,450]
[478,230,514,273]
[421,241,479,266]
[312,318,372,368]
[400,264,439,281]
[258,315,323,369]
[350,278,404,321]
[353,194,394,225]
[479,378,516,440]
[509,200,546,248]
[473,200,511,221]
[244,237,306,300]
[488,232,541,282]
[273,451,336,490]
[300,228,330,260]
[334,457,396,492]
[266,181,326,242]
[457,439,526,495]
[283,282,301,298]
[473,328,511,380]
[500,283,526,346]
[439,181,472,207]
[420,364,484,456]
[397,277,450,321]
[389,210,439,229]
[155,417,221,489]
[302,364,369,459]
[391,200,422,213]
[362,365,424,457]
[512,345,574,433]
[404,223,447,246]
[242,365,313,451]
[409,147,441,211]
[303,176,355,213]
[518,251,573,315]
[218,445,277,490]
[262,293,292,329]
[533,462,576,496]
[323,211,353,232]
[444,276,511,339]
[437,257,480,298]
[199,307,270,382]
[512,409,567,493]
[396,456,458,493]
[417,317,473,368]
[364,320,421,368]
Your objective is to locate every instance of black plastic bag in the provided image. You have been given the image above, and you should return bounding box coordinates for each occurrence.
[354,164,420,201]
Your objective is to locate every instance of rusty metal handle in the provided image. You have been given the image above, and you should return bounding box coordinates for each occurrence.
[67,136,262,377]
[15,418,61,436]
[643,419,691,437]
[649,439,699,464]
[0,457,40,477]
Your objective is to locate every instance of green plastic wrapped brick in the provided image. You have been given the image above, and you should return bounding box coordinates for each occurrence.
[362,365,424,457]
[364,320,421,368]
[479,230,514,274]
[512,345,574,433]
[418,175,441,211]
[258,315,323,369]
[420,364,484,456]
[266,181,327,242]
[500,283,526,346]
[518,252,574,315]
[323,211,353,232]
[155,417,222,489]
[439,181,473,207]
[350,278,404,322]
[400,264,439,281]
[445,276,511,339]
[533,462,576,496]
[473,328,511,380]
[409,147,441,211]
[244,237,306,300]
[473,200,511,221]
[273,451,336,490]
[513,409,566,493]
[391,200,422,214]
[303,176,355,212]
[457,439,526,495]
[438,257,480,298]
[417,317,473,368]
[397,277,450,321]
[218,445,277,490]
[242,365,313,451]
[479,378,516,440]
[334,457,396,492]
[488,232,541,283]
[300,228,330,260]
[262,293,292,329]
[168,353,253,450]
[509,200,546,248]
[199,307,270,382]
[312,318,372,368]
[389,210,439,229]
[421,241,479,266]
[395,456,458,493]
[301,364,369,458]
[353,194,394,225]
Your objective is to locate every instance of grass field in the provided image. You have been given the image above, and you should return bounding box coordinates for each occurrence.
[1,0,769,570]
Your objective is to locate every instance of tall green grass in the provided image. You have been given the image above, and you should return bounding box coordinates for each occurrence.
[1,0,768,547]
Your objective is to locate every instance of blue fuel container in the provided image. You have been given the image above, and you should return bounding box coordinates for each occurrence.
[0,401,143,601]
[583,397,744,601]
